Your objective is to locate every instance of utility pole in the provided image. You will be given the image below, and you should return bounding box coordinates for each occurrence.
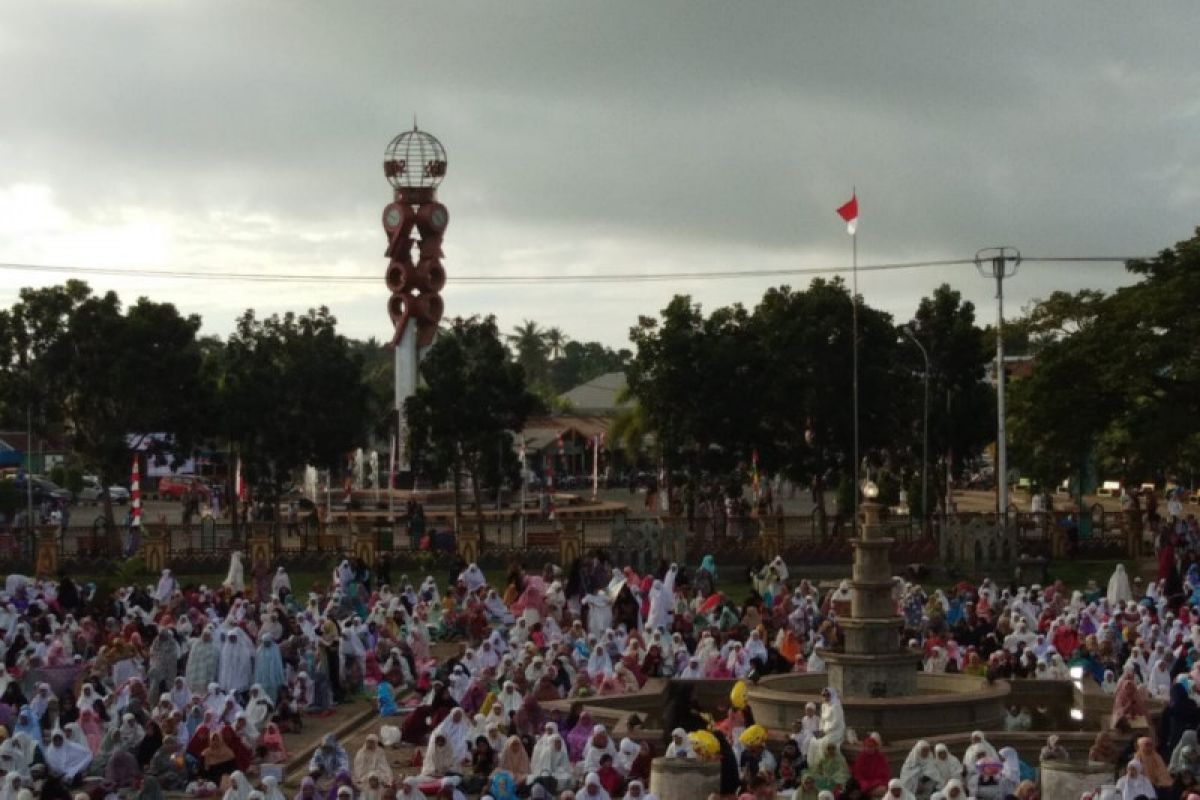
[900,325,930,532]
[975,247,1021,520]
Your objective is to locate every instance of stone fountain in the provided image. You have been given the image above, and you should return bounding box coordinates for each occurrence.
[746,488,1011,744]
[823,483,922,698]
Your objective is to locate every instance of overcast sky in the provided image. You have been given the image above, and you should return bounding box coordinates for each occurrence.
[2,1,1197,349]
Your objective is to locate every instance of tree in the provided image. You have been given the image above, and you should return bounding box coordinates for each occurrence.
[548,340,632,394]
[349,336,395,439]
[1007,227,1200,492]
[506,320,549,386]
[0,282,211,546]
[219,307,369,509]
[543,327,568,361]
[407,316,537,532]
[748,279,907,519]
[907,284,995,509]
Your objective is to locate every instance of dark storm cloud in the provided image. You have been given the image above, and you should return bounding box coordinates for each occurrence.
[1,1,1197,344]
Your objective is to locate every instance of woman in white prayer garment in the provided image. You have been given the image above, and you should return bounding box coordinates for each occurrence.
[223,552,245,593]
[218,627,255,694]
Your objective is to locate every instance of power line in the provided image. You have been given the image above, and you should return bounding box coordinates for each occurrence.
[0,255,1136,286]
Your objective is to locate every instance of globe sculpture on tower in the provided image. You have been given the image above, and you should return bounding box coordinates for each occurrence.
[382,125,448,472]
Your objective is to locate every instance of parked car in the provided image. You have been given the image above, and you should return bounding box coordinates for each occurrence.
[79,476,131,505]
[7,475,73,505]
[157,474,211,501]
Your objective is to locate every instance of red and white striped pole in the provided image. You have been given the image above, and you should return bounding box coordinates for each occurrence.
[130,453,142,529]
[591,433,602,501]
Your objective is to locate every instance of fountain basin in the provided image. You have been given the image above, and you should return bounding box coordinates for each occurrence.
[746,672,1011,743]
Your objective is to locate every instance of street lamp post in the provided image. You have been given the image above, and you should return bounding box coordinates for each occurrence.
[976,247,1021,518]
[900,325,930,532]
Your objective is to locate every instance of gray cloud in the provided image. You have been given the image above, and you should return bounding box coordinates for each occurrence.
[1,0,1197,347]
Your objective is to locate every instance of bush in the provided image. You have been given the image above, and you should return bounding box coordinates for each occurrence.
[0,481,17,517]
[49,466,84,494]
[114,555,148,587]
[877,471,901,506]
[836,474,855,516]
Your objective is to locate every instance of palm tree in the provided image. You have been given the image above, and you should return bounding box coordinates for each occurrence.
[608,386,647,461]
[543,327,568,360]
[506,320,548,382]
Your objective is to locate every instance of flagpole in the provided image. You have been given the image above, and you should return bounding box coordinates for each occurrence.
[851,185,859,535]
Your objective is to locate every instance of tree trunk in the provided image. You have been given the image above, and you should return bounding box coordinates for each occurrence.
[812,473,827,538]
[468,455,486,544]
[451,453,463,534]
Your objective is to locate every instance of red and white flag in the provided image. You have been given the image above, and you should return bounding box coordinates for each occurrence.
[130,454,141,528]
[836,193,859,235]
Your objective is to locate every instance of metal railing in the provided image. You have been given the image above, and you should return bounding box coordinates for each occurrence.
[12,505,1143,571]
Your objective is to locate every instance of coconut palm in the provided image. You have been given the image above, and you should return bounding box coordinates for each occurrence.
[543,327,568,360]
[506,320,548,382]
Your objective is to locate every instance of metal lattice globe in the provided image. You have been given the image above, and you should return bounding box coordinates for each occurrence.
[383,127,447,190]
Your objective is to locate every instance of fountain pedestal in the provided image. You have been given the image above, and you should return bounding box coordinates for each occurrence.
[822,498,921,698]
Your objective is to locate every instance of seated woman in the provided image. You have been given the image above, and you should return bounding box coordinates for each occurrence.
[147,735,190,791]
[44,729,92,784]
[104,747,143,791]
[308,734,350,784]
[201,732,238,782]
[496,735,531,785]
[376,682,401,717]
[803,742,850,793]
[852,733,891,798]
[352,735,393,787]
[528,733,573,793]
[260,723,288,764]
[420,733,460,779]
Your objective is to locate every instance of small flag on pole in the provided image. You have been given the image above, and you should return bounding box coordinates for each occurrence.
[836,193,859,235]
[130,454,141,528]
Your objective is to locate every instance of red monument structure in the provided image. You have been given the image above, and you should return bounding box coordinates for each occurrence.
[382,125,448,472]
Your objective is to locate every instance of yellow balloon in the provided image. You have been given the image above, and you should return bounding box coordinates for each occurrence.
[730,680,747,710]
[739,724,767,748]
[688,730,720,761]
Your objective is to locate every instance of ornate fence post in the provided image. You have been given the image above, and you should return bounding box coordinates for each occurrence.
[457,523,480,564]
[352,516,376,568]
[559,519,582,568]
[35,528,59,578]
[248,525,272,569]
[140,525,169,574]
[759,515,783,561]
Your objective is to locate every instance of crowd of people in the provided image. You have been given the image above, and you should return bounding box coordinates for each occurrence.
[0,537,1195,800]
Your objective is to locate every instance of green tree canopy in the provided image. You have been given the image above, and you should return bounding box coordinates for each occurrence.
[1009,227,1200,491]
[407,316,538,531]
[0,281,210,539]
[218,307,369,501]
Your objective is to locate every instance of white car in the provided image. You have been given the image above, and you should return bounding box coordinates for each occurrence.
[79,476,131,505]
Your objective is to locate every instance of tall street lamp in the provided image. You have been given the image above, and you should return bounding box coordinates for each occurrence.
[899,325,930,531]
[975,247,1021,517]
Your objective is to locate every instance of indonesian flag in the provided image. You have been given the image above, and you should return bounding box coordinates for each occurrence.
[836,193,859,235]
[130,454,141,528]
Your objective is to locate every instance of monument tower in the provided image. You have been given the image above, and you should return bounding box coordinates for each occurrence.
[381,125,448,474]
